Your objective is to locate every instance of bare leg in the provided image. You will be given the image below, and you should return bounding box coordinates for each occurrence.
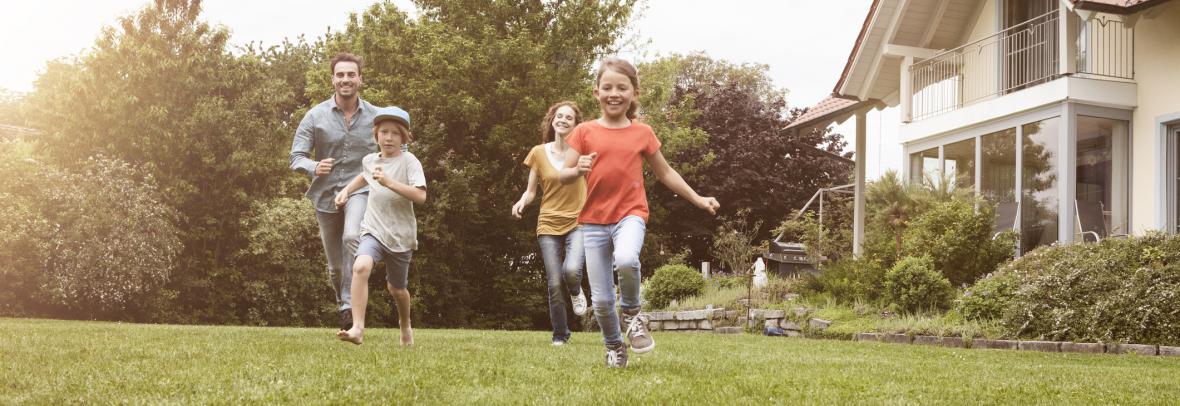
[337,256,373,345]
[387,284,414,347]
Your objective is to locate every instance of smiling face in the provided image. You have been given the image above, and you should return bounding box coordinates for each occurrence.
[594,68,637,120]
[332,61,362,99]
[373,120,408,157]
[551,105,577,138]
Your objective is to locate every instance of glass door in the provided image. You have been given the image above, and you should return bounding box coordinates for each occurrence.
[1174,126,1180,233]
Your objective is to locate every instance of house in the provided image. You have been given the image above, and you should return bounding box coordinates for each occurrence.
[787,0,1180,255]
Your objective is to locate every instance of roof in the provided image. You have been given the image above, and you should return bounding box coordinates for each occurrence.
[785,95,861,131]
[1071,0,1172,14]
[0,124,38,140]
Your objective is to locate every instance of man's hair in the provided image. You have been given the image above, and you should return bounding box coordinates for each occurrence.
[330,52,364,76]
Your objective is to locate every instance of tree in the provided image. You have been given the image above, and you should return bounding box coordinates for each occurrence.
[313,0,638,328]
[640,53,853,267]
[26,0,321,323]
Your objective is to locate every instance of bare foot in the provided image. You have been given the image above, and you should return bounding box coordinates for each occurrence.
[337,327,363,345]
[400,327,414,347]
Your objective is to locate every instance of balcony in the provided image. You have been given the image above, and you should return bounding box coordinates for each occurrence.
[904,10,1134,123]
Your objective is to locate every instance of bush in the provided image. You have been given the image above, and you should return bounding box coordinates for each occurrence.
[983,233,1180,345]
[901,200,1015,285]
[956,271,1018,321]
[883,256,954,314]
[808,258,886,304]
[644,264,707,309]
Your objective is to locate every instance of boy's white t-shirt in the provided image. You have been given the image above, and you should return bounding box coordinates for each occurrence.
[360,151,427,252]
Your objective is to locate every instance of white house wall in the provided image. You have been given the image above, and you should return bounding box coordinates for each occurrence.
[1131,2,1180,233]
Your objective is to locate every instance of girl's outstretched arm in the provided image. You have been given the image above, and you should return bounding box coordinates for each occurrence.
[512,167,540,219]
[646,150,720,215]
[558,145,593,184]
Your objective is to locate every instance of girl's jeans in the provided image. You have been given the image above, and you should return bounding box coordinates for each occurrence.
[581,215,646,346]
[537,227,585,342]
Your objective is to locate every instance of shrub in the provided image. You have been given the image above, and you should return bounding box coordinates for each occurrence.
[809,258,886,304]
[711,209,767,274]
[988,233,1180,345]
[884,256,954,314]
[901,200,1015,285]
[644,264,707,309]
[39,157,182,317]
[956,271,1018,321]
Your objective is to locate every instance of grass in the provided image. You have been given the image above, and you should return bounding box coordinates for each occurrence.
[4,318,1180,404]
[789,295,1009,340]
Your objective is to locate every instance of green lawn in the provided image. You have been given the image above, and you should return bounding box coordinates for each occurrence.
[2,318,1178,404]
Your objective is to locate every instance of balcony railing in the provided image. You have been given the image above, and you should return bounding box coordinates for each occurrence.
[907,11,1133,122]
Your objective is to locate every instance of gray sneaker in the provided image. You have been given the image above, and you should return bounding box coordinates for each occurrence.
[605,342,628,368]
[622,309,655,353]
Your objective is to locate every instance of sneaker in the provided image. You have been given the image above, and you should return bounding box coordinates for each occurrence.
[339,309,353,331]
[552,339,567,347]
[622,309,655,353]
[571,290,588,316]
[605,342,628,368]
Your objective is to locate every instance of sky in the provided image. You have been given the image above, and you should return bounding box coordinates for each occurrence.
[0,0,901,180]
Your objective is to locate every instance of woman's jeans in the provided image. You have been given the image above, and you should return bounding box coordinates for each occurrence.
[581,215,646,346]
[537,227,585,342]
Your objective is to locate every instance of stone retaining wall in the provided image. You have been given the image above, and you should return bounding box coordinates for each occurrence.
[643,309,797,334]
[854,333,1180,357]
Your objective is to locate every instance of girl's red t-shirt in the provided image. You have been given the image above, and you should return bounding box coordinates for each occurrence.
[564,120,661,224]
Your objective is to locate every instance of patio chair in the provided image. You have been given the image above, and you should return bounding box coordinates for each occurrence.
[992,201,1019,240]
[1075,200,1128,243]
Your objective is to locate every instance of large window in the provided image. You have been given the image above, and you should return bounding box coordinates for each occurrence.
[943,138,976,191]
[909,147,939,185]
[1021,117,1061,252]
[1075,116,1129,239]
[981,129,1017,203]
[906,106,1132,253]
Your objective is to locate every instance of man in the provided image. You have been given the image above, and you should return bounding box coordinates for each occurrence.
[290,52,377,331]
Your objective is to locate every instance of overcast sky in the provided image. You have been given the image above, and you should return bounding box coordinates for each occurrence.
[0,0,900,179]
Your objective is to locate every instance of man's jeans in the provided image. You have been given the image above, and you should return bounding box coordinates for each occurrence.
[582,215,646,346]
[315,192,367,311]
[537,227,585,342]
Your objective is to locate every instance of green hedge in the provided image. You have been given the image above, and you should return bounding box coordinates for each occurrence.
[644,264,707,309]
[964,233,1180,345]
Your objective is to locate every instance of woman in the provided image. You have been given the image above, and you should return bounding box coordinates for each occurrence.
[511,101,589,346]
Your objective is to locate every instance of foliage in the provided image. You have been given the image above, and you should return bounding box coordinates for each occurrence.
[25,0,319,323]
[0,141,53,316]
[901,200,1016,285]
[956,271,1018,321]
[806,258,886,305]
[883,256,955,314]
[774,207,853,262]
[0,141,181,319]
[644,264,707,309]
[977,233,1180,345]
[640,53,852,266]
[710,209,767,274]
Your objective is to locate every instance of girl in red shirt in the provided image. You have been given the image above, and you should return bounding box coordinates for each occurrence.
[559,57,719,368]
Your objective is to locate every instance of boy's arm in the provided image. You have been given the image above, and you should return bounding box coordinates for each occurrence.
[646,149,719,215]
[334,174,367,207]
[373,166,427,205]
[512,167,540,219]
